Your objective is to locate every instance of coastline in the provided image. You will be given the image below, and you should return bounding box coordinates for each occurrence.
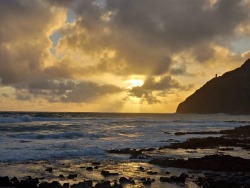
[1,125,249,188]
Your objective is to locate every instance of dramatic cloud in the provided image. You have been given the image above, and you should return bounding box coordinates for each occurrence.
[15,79,122,103]
[0,0,250,112]
[128,76,192,104]
[50,0,250,76]
[0,0,66,84]
[61,82,122,103]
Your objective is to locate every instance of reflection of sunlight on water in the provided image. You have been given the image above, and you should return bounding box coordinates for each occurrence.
[0,160,183,188]
[118,132,143,138]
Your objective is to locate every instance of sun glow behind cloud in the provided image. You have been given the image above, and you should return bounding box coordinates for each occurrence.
[126,79,144,89]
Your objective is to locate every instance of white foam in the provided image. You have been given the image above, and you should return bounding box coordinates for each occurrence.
[1,113,250,163]
[0,146,105,162]
[0,115,70,123]
[8,132,102,140]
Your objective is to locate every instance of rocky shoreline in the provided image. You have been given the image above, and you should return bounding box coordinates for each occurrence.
[1,125,250,188]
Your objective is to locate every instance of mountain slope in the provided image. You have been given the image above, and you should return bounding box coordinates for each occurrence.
[176,59,250,114]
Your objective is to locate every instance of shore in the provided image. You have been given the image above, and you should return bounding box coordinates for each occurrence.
[1,125,249,188]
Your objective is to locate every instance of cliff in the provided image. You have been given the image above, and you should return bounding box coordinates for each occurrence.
[176,59,250,114]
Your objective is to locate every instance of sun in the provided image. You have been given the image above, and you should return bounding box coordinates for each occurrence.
[126,79,144,89]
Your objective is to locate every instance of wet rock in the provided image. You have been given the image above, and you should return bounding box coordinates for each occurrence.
[95,180,111,188]
[160,177,171,183]
[10,176,19,184]
[119,177,135,184]
[51,181,63,188]
[219,147,234,151]
[85,180,93,187]
[39,182,49,188]
[221,125,250,138]
[196,173,250,188]
[175,131,219,136]
[67,174,77,179]
[160,173,188,184]
[164,132,171,134]
[179,173,189,181]
[113,182,123,188]
[186,150,198,153]
[0,176,13,187]
[171,173,188,183]
[92,162,101,166]
[140,177,155,185]
[71,180,93,188]
[197,177,238,188]
[63,183,69,188]
[165,137,247,149]
[175,132,186,136]
[130,154,149,159]
[147,171,158,175]
[150,154,250,172]
[138,166,144,171]
[108,148,151,159]
[58,174,64,178]
[45,167,53,172]
[86,167,93,171]
[108,148,139,155]
[143,148,155,151]
[16,181,33,188]
[39,181,62,188]
[101,170,119,177]
[162,126,250,150]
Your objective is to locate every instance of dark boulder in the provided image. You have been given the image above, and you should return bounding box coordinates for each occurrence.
[101,170,119,177]
[119,177,135,184]
[147,171,158,175]
[86,167,93,171]
[150,154,250,172]
[67,174,77,179]
[113,182,123,188]
[140,177,155,185]
[94,180,111,188]
[45,168,53,172]
[71,180,92,188]
[0,176,13,187]
[63,183,69,188]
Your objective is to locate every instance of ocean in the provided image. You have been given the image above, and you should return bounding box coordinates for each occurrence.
[1,112,250,163]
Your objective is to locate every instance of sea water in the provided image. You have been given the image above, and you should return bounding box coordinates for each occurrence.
[0,112,250,163]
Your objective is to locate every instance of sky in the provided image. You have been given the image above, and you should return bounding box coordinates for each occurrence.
[0,0,250,113]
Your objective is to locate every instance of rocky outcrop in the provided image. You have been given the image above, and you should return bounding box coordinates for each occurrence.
[177,59,250,114]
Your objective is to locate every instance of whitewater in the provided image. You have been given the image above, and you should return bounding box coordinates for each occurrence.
[1,112,250,163]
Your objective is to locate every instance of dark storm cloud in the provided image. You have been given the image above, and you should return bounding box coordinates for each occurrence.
[0,0,57,84]
[143,76,181,91]
[61,82,122,103]
[128,75,192,104]
[129,86,161,104]
[106,0,246,49]
[15,80,122,103]
[48,0,249,76]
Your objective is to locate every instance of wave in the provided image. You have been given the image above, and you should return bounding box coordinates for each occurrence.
[0,146,105,162]
[0,115,70,123]
[7,131,104,140]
